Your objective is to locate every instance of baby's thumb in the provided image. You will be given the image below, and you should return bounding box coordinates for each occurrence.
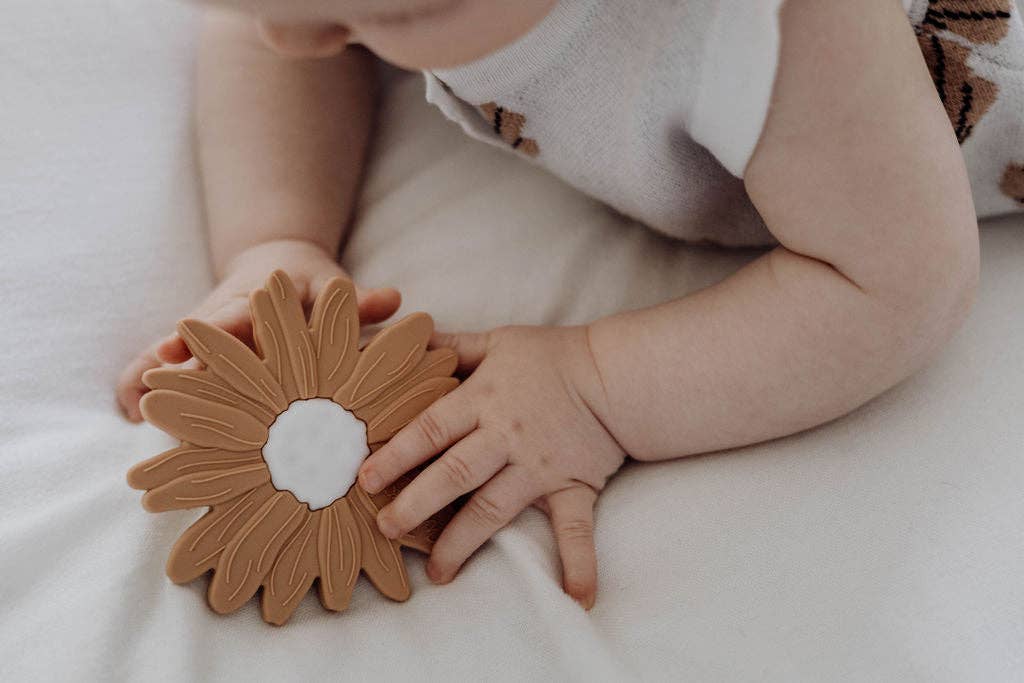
[355,286,401,324]
[155,296,253,364]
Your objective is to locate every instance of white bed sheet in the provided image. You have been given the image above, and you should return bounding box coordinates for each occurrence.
[2,2,1023,681]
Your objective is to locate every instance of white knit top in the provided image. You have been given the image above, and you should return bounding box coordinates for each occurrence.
[423,0,1024,246]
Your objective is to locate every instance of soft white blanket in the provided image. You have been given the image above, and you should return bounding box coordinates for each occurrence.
[2,2,1023,681]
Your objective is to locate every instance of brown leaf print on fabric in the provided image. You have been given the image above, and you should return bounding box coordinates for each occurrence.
[921,0,1013,44]
[1001,164,1024,204]
[917,32,1000,143]
[479,102,540,157]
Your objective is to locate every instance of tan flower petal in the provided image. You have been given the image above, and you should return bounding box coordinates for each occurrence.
[140,390,269,452]
[364,376,459,444]
[349,486,410,601]
[142,367,276,425]
[333,313,433,411]
[262,510,321,625]
[353,348,457,423]
[316,498,361,612]
[142,462,271,512]
[177,318,287,413]
[127,444,262,491]
[308,276,360,398]
[266,270,318,399]
[166,483,276,583]
[208,491,308,614]
[250,289,300,404]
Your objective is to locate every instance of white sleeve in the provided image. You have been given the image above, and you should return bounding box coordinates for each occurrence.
[687,0,787,178]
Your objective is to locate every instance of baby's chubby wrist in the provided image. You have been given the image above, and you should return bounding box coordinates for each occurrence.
[217,238,338,283]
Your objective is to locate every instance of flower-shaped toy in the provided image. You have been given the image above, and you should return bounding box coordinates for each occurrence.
[128,271,458,624]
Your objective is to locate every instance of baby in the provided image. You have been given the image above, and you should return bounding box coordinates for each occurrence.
[118,0,1024,609]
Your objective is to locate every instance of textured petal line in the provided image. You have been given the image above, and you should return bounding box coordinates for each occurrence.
[219,353,282,405]
[406,352,455,386]
[228,560,254,602]
[179,325,211,354]
[188,499,249,552]
[326,323,353,381]
[289,522,316,586]
[195,547,225,567]
[299,342,313,397]
[387,346,419,378]
[191,463,266,484]
[174,372,276,423]
[185,423,264,448]
[216,501,257,543]
[176,489,231,502]
[267,515,312,597]
[352,495,390,572]
[181,412,234,429]
[225,494,283,583]
[321,508,335,594]
[257,504,305,574]
[284,572,309,605]
[262,320,284,386]
[270,272,318,398]
[349,353,426,410]
[354,350,458,422]
[141,446,210,472]
[332,504,345,572]
[187,492,257,552]
[313,289,337,354]
[345,526,359,586]
[177,456,261,473]
[368,385,436,431]
[328,292,351,348]
[348,353,386,404]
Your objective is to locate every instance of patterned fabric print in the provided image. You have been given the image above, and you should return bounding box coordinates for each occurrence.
[1001,164,1024,204]
[917,33,1001,142]
[914,2,1023,206]
[478,102,540,157]
[920,0,1013,43]
[914,1,1014,144]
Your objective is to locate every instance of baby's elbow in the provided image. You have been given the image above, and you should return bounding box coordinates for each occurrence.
[891,214,980,348]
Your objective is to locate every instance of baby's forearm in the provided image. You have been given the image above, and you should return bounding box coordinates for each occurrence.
[197,10,376,276]
[586,245,971,461]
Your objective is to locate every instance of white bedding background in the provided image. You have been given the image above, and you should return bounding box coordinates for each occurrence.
[2,2,1023,681]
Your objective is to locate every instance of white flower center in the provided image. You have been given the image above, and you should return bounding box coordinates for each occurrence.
[261,399,369,510]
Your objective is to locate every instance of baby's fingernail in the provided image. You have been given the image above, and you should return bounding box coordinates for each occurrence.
[425,561,445,584]
[570,591,596,610]
[360,469,382,493]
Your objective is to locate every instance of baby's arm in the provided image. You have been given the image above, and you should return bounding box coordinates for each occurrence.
[117,10,396,419]
[196,9,373,276]
[588,0,979,459]
[348,0,978,610]
[357,0,980,608]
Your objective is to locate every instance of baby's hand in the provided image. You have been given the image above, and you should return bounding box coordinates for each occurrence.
[116,239,400,421]
[358,325,626,609]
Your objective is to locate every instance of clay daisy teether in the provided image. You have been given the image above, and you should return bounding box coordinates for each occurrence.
[127,271,459,625]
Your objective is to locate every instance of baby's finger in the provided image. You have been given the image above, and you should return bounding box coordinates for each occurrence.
[116,346,162,422]
[355,286,401,324]
[431,331,490,373]
[155,296,253,364]
[547,485,599,610]
[425,466,538,584]
[358,388,476,494]
[375,430,508,539]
